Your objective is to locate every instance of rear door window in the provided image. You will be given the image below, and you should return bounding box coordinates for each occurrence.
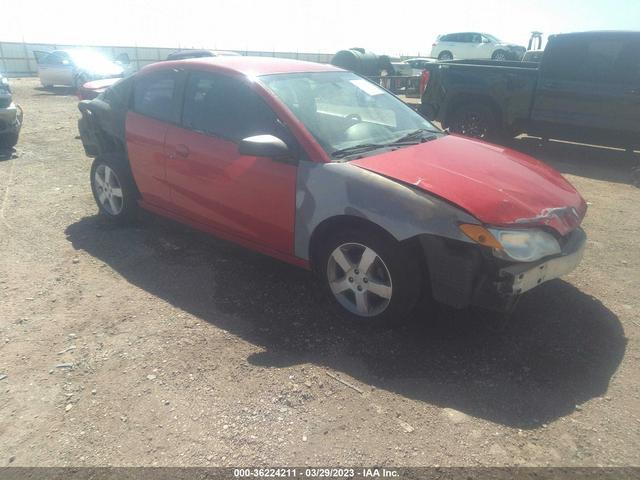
[133,70,179,123]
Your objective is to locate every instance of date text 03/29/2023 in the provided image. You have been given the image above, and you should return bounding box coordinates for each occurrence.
[233,467,400,478]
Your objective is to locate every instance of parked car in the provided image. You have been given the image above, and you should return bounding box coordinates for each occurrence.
[431,32,526,61]
[402,57,437,75]
[0,74,23,149]
[78,49,240,100]
[420,31,640,151]
[34,49,127,88]
[77,57,587,325]
[77,77,124,100]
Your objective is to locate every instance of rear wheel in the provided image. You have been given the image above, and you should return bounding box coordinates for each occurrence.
[492,50,508,61]
[90,155,138,223]
[318,227,421,327]
[448,102,499,140]
[438,51,453,61]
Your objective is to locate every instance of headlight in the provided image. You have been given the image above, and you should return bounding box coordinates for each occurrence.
[459,224,561,262]
[489,228,561,262]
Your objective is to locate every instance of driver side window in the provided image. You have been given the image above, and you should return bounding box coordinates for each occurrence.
[182,71,278,141]
[181,71,296,147]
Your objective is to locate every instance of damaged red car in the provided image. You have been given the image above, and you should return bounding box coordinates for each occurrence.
[77,57,587,325]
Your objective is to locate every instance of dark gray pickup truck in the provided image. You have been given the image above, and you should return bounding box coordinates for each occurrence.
[420,31,640,150]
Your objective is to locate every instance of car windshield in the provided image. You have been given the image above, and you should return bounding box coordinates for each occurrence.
[260,71,440,159]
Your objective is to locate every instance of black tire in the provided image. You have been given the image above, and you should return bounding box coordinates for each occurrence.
[89,154,138,223]
[438,51,453,61]
[447,102,500,141]
[318,226,421,327]
[0,131,19,149]
[492,50,508,61]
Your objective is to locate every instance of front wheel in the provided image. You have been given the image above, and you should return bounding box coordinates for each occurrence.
[90,155,138,223]
[438,51,453,61]
[318,228,421,326]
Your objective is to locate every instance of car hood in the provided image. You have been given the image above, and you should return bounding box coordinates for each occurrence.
[350,135,587,236]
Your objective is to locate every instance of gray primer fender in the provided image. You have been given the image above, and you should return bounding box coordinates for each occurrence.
[294,160,481,260]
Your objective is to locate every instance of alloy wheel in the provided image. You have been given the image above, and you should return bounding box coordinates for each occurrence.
[93,164,124,215]
[326,242,393,317]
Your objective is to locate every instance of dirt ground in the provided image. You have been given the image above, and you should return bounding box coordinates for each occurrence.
[1,77,639,467]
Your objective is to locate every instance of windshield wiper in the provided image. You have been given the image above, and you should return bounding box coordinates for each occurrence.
[391,128,440,144]
[331,130,441,160]
[331,143,387,159]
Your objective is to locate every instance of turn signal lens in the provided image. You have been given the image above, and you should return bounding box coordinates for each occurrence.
[459,224,503,249]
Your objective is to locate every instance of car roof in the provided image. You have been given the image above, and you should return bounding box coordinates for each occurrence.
[552,30,640,38]
[143,56,343,76]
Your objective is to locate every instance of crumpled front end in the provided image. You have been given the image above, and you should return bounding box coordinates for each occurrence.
[419,227,586,312]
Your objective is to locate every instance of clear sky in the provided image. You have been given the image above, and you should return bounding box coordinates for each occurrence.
[3,0,639,56]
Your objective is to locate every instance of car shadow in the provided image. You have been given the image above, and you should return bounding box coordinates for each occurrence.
[506,136,639,186]
[65,213,627,429]
[33,86,77,96]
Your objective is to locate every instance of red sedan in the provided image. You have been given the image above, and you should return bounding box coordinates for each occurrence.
[77,57,587,325]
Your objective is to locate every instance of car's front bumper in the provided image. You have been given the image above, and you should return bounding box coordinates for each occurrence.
[419,227,586,312]
[499,229,586,295]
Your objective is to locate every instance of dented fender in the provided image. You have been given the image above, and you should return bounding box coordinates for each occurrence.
[294,160,480,260]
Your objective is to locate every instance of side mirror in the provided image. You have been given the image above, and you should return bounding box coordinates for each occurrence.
[238,135,292,161]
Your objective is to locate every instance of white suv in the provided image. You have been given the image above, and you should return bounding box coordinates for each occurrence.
[431,32,526,61]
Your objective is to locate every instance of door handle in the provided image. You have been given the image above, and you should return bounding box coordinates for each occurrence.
[542,81,558,89]
[628,87,640,95]
[175,144,190,158]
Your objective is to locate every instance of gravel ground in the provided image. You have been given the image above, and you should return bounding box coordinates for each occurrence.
[0,77,639,467]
